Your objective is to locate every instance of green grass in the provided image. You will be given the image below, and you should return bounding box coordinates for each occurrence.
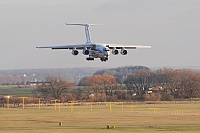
[0,85,34,97]
[0,103,200,133]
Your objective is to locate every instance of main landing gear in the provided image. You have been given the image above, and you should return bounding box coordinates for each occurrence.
[86,57,108,62]
[100,57,108,62]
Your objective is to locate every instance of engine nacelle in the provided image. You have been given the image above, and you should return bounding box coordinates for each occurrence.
[120,48,127,55]
[82,48,89,55]
[112,48,118,55]
[72,49,79,55]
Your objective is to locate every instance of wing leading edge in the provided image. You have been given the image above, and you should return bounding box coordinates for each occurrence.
[105,44,151,49]
[36,44,93,50]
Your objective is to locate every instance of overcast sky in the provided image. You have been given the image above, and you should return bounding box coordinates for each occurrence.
[0,0,199,70]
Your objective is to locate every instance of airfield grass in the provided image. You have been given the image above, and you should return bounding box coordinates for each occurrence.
[0,103,200,133]
[0,86,33,97]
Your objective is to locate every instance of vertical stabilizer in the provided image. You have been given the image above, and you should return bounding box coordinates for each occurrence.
[84,24,92,44]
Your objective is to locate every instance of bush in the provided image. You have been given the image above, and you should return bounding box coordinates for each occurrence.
[162,93,174,101]
[125,94,132,101]
[142,93,162,101]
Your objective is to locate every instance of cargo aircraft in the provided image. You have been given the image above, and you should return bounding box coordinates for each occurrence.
[37,23,151,61]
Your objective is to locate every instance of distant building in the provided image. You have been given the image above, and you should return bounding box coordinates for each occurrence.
[26,81,49,86]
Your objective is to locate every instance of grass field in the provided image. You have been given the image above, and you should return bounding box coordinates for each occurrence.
[0,103,200,133]
[0,86,34,97]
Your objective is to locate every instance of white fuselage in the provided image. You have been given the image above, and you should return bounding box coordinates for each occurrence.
[89,44,110,59]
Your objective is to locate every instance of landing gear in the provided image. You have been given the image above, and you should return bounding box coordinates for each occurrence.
[86,57,108,62]
[100,57,108,62]
[86,57,94,61]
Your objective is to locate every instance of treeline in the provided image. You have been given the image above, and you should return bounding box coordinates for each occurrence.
[124,68,200,101]
[1,66,200,101]
[0,76,26,85]
[34,68,200,102]
[94,66,150,83]
[79,68,200,101]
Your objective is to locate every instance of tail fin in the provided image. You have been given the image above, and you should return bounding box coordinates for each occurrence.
[66,23,93,44]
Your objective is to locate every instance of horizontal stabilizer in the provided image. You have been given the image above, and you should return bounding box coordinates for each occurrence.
[66,23,103,27]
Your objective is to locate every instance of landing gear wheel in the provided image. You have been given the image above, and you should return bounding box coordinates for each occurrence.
[86,57,94,61]
[100,58,108,62]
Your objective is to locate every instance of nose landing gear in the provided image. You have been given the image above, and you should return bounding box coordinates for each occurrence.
[86,57,94,61]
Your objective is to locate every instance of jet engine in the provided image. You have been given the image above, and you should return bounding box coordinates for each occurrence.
[82,48,89,55]
[72,48,78,55]
[112,48,118,55]
[120,48,127,55]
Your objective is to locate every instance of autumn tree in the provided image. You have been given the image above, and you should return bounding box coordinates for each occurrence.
[94,66,150,83]
[36,76,71,99]
[85,73,118,99]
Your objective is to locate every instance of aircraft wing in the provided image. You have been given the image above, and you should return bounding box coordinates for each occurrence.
[105,44,151,49]
[36,44,93,50]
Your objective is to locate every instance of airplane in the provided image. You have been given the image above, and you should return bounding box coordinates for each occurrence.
[36,23,151,62]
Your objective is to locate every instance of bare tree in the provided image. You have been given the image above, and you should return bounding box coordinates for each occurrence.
[36,76,71,99]
[124,70,153,96]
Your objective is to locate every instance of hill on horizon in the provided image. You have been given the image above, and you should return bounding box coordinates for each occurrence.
[0,67,104,84]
